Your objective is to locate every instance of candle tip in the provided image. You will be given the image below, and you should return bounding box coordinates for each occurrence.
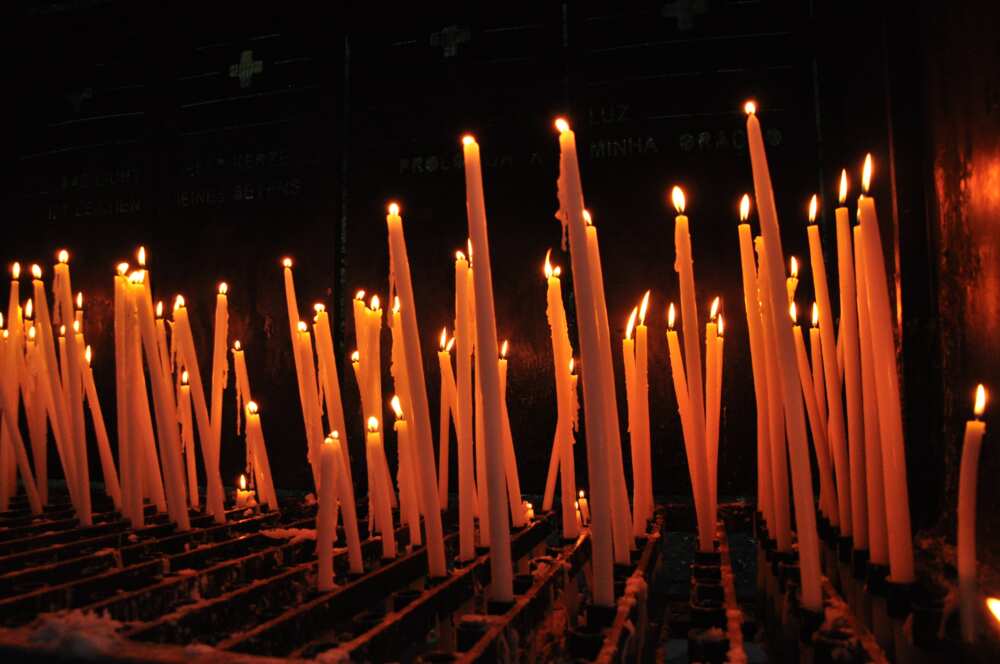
[743,100,757,115]
[671,186,686,214]
[839,170,849,204]
[57,249,69,264]
[387,202,400,216]
[862,154,873,193]
[390,395,404,420]
[739,194,751,222]
[367,416,380,433]
[554,117,570,134]
[808,195,818,223]
[974,384,987,417]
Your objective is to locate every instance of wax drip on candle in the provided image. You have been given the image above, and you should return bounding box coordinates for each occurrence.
[740,194,751,222]
[11,262,20,279]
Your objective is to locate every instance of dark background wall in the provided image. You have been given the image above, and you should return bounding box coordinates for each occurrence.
[7,1,997,564]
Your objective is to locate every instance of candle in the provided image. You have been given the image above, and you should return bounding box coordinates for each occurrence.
[461,138,515,602]
[834,174,868,556]
[436,330,457,510]
[958,384,987,641]
[498,340,525,527]
[541,252,578,540]
[113,263,129,512]
[209,283,229,486]
[854,226,888,568]
[296,320,325,490]
[791,305,837,527]
[809,305,829,428]
[623,306,640,534]
[857,154,914,584]
[745,102,822,611]
[317,435,337,591]
[671,187,712,552]
[178,371,199,509]
[786,256,799,303]
[244,401,277,510]
[120,278,143,526]
[634,291,653,531]
[366,417,397,559]
[0,331,41,514]
[82,345,122,510]
[312,305,354,490]
[524,501,534,521]
[172,296,225,522]
[387,302,414,534]
[391,396,421,547]
[807,195,853,542]
[154,302,171,379]
[704,298,722,530]
[555,120,613,606]
[235,473,253,508]
[578,489,590,524]
[331,429,364,574]
[24,326,49,506]
[737,197,774,531]
[666,303,710,540]
[454,251,476,561]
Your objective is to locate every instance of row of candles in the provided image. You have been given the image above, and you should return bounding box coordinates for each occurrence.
[0,248,278,533]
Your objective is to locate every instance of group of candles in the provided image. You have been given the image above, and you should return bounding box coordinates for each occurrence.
[0,247,278,534]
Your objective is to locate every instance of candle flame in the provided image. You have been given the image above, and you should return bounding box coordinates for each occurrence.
[808,194,818,223]
[174,294,185,310]
[467,238,473,260]
[331,430,340,441]
[217,282,228,296]
[839,170,849,204]
[369,295,380,311]
[582,209,593,226]
[324,434,335,446]
[554,117,570,134]
[117,262,129,276]
[129,270,145,285]
[239,474,247,490]
[462,134,476,146]
[31,264,41,279]
[987,597,1000,625]
[137,246,146,267]
[388,202,400,216]
[367,416,379,433]
[393,296,401,314]
[446,336,455,352]
[739,194,751,222]
[456,250,466,263]
[76,292,83,309]
[671,186,686,213]
[440,327,448,350]
[637,291,650,325]
[85,345,92,365]
[59,324,66,337]
[233,340,242,351]
[579,490,585,499]
[355,290,365,301]
[314,303,326,313]
[626,307,638,340]
[297,320,307,333]
[28,326,36,341]
[154,301,163,318]
[72,320,80,333]
[862,154,873,193]
[717,314,724,336]
[0,313,3,329]
[812,302,820,327]
[25,299,33,320]
[569,358,575,374]
[181,369,189,385]
[57,249,69,264]
[668,302,676,329]
[789,256,799,278]
[351,350,360,363]
[544,249,554,279]
[282,257,293,268]
[391,395,404,419]
[11,262,20,279]
[974,384,987,418]
[575,500,579,510]
[789,302,798,323]
[247,400,258,415]
[709,296,720,320]
[501,339,509,358]
[743,100,757,115]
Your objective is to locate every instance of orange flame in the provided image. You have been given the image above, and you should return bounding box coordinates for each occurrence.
[351,350,360,363]
[391,395,404,419]
[808,195,818,223]
[987,597,1000,626]
[367,416,379,433]
[789,302,798,323]
[314,303,326,313]
[668,302,676,329]
[739,194,751,222]
[554,118,570,134]
[440,327,448,350]
[974,384,987,418]
[709,296,720,320]
[393,296,401,314]
[388,202,400,216]
[76,292,83,309]
[181,370,190,385]
[717,314,724,336]
[501,339,509,359]
[155,301,163,318]
[744,100,757,115]
[671,186,686,214]
[72,320,80,334]
[638,290,652,325]
[282,257,293,268]
[117,262,129,276]
[456,250,466,263]
[247,400,258,415]
[239,474,247,491]
[462,134,476,146]
[369,294,380,311]
[544,249,554,279]
[355,289,365,301]
[839,170,848,204]
[446,336,455,352]
[812,302,820,327]
[137,246,146,267]
[174,294,186,310]
[626,306,638,341]
[862,154,873,193]
[11,262,20,279]
[218,282,228,295]
[789,256,799,279]
[31,264,41,279]
[297,321,307,333]
[25,299,32,319]
[234,340,242,351]
[569,358,575,374]
[57,249,69,264]
[85,345,92,365]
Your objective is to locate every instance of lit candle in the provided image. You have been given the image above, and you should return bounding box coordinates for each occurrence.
[578,489,590,525]
[387,300,413,533]
[786,256,799,304]
[670,187,712,552]
[330,429,364,574]
[172,295,225,522]
[791,304,837,526]
[356,295,385,530]
[745,102,822,611]
[366,417,397,559]
[113,263,129,512]
[541,252,578,540]
[235,473,253,508]
[807,194,853,543]
[634,291,653,531]
[857,154,914,584]
[209,282,230,486]
[24,325,50,506]
[296,320,325,490]
[736,196,774,531]
[312,305,354,491]
[82,345,122,510]
[666,303,709,539]
[244,401,277,510]
[461,137,513,602]
[958,384,987,642]
[154,302,171,379]
[0,330,41,514]
[809,304,829,429]
[704,298,722,530]
[121,279,143,526]
[317,435,337,591]
[178,370,199,509]
[392,396,421,547]
[623,306,639,533]
[555,120,613,606]
[854,226,888,568]
[498,340,525,527]
[436,329,457,510]
[834,173,868,557]
[454,251,476,561]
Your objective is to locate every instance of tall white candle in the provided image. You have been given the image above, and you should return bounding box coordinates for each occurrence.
[634,291,653,530]
[958,384,987,642]
[317,435,337,591]
[313,306,354,491]
[391,396,421,547]
[454,252,476,560]
[437,329,457,509]
[178,371,199,509]
[498,341,526,527]
[82,345,122,510]
[366,417,397,559]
